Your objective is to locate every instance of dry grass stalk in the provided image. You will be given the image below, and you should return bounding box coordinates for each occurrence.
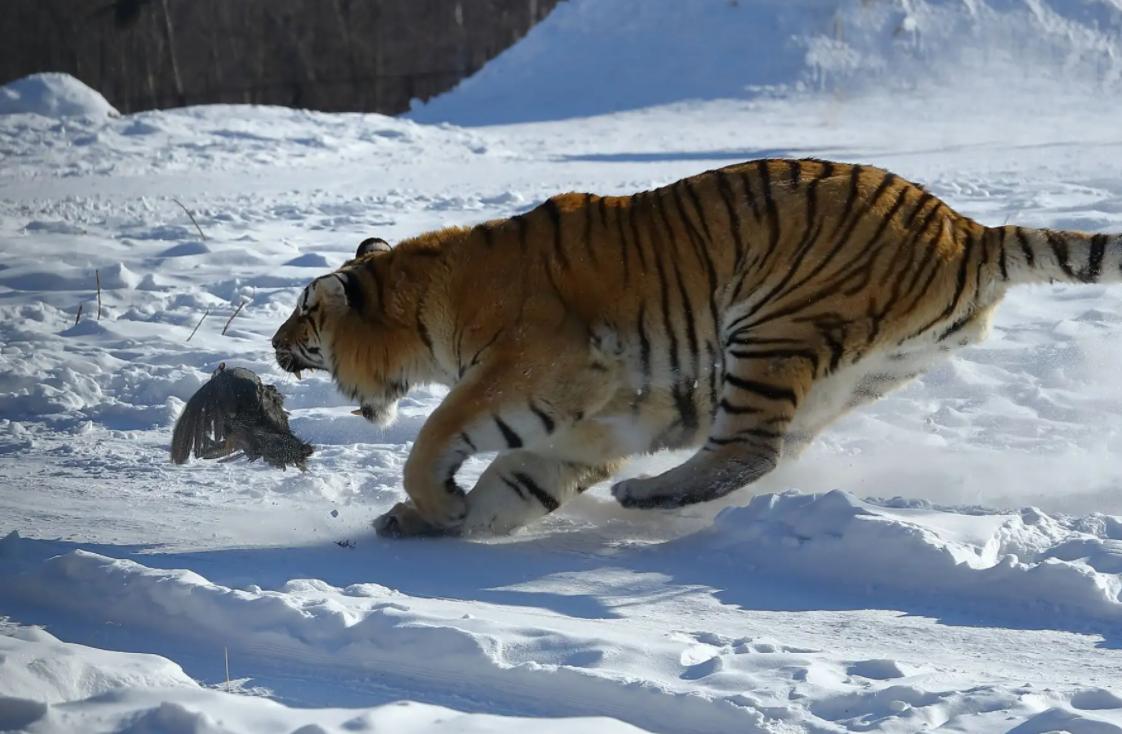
[74,302,83,326]
[172,197,207,241]
[187,307,210,342]
[222,300,247,336]
[95,270,102,320]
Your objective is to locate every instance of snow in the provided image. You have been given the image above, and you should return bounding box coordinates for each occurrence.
[0,72,118,119]
[4,2,1122,730]
[409,0,1122,125]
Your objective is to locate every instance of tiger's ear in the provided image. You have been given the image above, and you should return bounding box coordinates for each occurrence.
[311,273,349,308]
[356,237,391,258]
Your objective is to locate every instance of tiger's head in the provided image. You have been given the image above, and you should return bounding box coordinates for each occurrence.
[272,237,421,427]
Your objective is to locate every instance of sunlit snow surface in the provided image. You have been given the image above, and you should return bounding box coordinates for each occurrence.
[5,13,1122,731]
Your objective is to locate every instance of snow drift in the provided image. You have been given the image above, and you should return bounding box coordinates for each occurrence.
[411,0,1122,124]
[0,73,118,118]
[682,491,1122,625]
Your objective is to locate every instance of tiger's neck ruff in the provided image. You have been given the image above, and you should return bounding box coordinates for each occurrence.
[273,158,1121,536]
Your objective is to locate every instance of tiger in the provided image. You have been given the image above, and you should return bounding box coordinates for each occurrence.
[271,157,1120,537]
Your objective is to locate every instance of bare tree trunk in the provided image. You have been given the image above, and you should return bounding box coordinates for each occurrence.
[159,0,185,106]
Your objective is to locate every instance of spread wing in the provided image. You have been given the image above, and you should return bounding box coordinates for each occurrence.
[169,370,239,464]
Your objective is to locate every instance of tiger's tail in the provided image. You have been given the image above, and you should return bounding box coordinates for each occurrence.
[994,224,1122,287]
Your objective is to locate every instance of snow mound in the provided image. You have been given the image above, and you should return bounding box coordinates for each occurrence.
[412,0,1122,124]
[684,490,1122,625]
[0,73,118,118]
[0,626,195,704]
[0,627,647,734]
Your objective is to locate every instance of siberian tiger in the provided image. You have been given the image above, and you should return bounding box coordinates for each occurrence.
[272,158,1117,536]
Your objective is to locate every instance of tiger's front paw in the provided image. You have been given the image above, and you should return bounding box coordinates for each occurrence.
[373,502,459,538]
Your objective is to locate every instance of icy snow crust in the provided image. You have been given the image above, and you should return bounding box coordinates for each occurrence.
[4,6,1122,730]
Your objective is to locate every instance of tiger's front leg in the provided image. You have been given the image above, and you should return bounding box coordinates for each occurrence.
[374,362,613,537]
[459,450,618,536]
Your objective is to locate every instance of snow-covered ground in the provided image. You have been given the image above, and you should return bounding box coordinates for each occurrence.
[5,1,1122,731]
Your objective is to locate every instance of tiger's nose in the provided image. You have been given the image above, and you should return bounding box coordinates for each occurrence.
[271,333,281,349]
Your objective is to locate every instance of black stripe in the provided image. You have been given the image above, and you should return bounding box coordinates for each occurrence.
[645,193,682,381]
[339,272,365,313]
[469,329,503,370]
[674,181,718,279]
[900,205,947,292]
[444,477,465,497]
[723,374,798,406]
[626,195,650,271]
[718,398,761,415]
[1047,231,1076,280]
[939,314,973,342]
[513,214,528,252]
[653,194,699,433]
[683,177,715,244]
[603,198,630,284]
[611,199,632,283]
[460,432,477,452]
[512,471,560,512]
[716,171,747,272]
[493,415,523,448]
[1089,234,1108,282]
[1016,227,1035,267]
[543,197,570,270]
[998,227,1009,281]
[823,328,844,373]
[529,402,555,433]
[416,315,434,356]
[829,164,864,240]
[727,348,820,375]
[738,170,762,222]
[635,303,651,408]
[706,435,773,448]
[904,190,934,229]
[672,182,723,410]
[583,193,598,265]
[501,476,527,501]
[741,170,893,332]
[735,427,784,441]
[912,226,976,337]
[787,158,802,186]
[757,160,781,267]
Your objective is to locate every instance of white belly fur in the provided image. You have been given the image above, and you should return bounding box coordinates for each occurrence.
[787,308,995,455]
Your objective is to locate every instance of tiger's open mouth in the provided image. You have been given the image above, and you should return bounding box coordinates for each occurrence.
[275,350,324,379]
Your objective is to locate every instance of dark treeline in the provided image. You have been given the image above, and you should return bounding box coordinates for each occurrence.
[0,0,558,114]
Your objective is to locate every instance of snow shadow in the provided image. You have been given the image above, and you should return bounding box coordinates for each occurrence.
[6,518,1121,650]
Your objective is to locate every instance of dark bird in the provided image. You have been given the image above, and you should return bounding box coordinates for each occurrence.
[170,363,313,470]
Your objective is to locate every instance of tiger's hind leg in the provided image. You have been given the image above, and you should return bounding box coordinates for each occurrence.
[612,347,816,509]
[459,451,619,535]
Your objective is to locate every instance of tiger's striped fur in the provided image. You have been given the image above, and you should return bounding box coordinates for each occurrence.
[271,158,1120,536]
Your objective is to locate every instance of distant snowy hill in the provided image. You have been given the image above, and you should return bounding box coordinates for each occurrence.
[410,0,1122,124]
[0,73,118,118]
